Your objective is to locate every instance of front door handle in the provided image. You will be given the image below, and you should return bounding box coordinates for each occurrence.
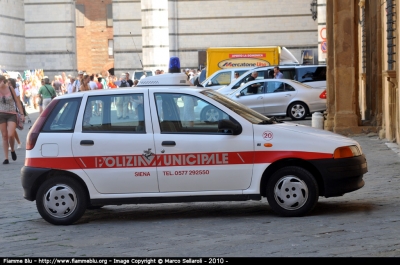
[162,141,176,146]
[80,140,94,146]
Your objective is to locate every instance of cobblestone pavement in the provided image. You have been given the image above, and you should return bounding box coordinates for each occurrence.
[1,110,400,257]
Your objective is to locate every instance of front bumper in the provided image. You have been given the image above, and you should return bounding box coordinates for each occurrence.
[309,154,367,197]
[21,166,51,201]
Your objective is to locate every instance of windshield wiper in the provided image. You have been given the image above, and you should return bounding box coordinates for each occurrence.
[258,117,283,124]
[258,119,274,124]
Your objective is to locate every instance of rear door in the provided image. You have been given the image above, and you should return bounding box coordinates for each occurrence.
[71,91,159,194]
[263,81,297,115]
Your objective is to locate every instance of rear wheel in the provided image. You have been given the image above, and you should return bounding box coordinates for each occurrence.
[266,166,319,217]
[288,102,308,120]
[36,176,87,225]
[201,106,222,123]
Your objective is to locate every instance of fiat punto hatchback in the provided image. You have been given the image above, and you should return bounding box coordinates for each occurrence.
[21,73,367,225]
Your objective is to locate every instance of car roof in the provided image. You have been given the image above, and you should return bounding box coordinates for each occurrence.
[55,86,208,99]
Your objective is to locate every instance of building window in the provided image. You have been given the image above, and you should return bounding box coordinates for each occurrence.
[108,39,114,58]
[76,4,85,27]
[107,4,113,27]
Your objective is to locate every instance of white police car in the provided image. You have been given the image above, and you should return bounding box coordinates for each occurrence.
[21,58,367,225]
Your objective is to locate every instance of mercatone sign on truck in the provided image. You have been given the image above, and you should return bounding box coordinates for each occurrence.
[206,46,299,78]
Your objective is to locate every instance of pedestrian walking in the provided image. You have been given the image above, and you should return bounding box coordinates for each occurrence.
[0,75,25,164]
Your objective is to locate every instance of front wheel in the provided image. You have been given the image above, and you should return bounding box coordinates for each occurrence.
[36,176,87,225]
[266,166,319,217]
[288,102,308,120]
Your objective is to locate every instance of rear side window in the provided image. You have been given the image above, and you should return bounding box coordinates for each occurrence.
[42,98,82,132]
[296,66,326,82]
[82,94,145,133]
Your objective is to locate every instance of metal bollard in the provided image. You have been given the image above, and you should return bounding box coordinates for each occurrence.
[312,112,324,129]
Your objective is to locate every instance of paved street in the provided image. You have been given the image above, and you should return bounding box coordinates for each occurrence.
[1,110,400,257]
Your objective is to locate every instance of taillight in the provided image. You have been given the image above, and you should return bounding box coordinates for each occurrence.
[319,90,326,99]
[26,99,59,150]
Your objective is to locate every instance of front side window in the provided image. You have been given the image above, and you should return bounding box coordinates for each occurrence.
[239,82,264,96]
[82,94,145,133]
[232,70,267,90]
[209,72,231,86]
[42,98,82,132]
[155,93,234,134]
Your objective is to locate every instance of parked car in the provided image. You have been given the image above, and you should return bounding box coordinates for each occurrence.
[217,65,326,95]
[218,79,326,120]
[201,67,253,90]
[22,75,364,225]
[131,70,154,80]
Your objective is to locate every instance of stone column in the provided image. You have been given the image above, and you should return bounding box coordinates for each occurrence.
[327,0,362,134]
[324,0,335,131]
[141,0,170,72]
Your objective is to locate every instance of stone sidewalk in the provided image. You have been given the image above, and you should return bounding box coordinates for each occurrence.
[1,109,400,257]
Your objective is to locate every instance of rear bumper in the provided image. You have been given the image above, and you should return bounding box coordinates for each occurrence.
[309,154,367,197]
[21,166,51,201]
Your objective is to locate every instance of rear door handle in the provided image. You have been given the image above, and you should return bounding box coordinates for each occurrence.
[162,141,176,146]
[80,140,94,146]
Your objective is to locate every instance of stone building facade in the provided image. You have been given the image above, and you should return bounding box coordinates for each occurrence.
[1,0,320,76]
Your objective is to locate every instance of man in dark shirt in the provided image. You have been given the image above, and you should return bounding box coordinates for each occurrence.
[247,71,261,94]
[126,73,134,87]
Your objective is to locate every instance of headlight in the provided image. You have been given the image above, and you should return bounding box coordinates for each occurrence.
[333,145,362,159]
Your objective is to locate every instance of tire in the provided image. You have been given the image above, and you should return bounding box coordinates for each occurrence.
[288,102,308,120]
[201,106,222,123]
[36,176,87,225]
[266,166,319,217]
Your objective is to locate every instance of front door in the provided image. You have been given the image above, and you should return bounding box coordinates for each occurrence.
[151,92,254,192]
[71,92,159,194]
[234,81,265,114]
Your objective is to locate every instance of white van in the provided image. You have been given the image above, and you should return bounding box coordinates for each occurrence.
[217,65,326,95]
[201,67,254,90]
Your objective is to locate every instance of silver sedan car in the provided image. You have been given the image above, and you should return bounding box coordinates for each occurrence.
[223,79,326,120]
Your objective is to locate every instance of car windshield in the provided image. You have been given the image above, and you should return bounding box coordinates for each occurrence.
[200,89,274,124]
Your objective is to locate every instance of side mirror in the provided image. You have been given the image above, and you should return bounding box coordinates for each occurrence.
[235,93,241,98]
[208,81,212,86]
[218,119,242,135]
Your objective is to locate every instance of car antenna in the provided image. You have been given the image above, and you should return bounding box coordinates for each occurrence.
[130,32,144,70]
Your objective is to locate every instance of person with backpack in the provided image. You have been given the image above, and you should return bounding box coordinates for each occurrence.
[38,77,56,111]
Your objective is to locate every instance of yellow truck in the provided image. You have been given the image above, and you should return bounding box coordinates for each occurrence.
[205,46,299,78]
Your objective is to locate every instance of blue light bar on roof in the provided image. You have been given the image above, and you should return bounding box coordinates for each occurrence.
[168,57,181,73]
